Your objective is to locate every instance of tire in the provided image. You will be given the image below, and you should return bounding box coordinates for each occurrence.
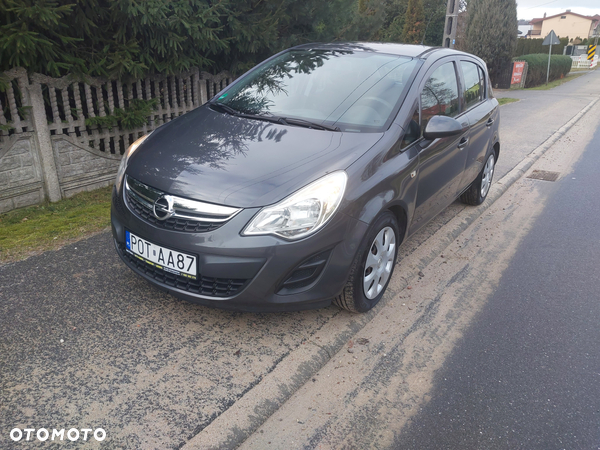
[333,211,399,313]
[460,151,496,206]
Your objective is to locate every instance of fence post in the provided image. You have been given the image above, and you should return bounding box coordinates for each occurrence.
[28,81,62,202]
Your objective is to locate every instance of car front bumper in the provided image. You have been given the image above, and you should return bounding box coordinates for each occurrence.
[111,187,368,312]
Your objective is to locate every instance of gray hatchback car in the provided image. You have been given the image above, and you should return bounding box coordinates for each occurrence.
[111,42,500,312]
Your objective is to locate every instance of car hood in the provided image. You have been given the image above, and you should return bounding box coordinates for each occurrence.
[127,106,383,208]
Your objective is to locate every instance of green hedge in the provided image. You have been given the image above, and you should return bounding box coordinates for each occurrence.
[0,0,387,79]
[515,37,569,57]
[515,54,572,88]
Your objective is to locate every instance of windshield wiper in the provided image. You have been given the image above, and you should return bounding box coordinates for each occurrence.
[210,102,339,131]
[209,101,243,116]
[278,117,340,132]
[209,102,282,124]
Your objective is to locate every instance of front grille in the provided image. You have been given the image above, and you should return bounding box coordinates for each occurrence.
[126,190,223,232]
[124,176,241,233]
[120,244,248,297]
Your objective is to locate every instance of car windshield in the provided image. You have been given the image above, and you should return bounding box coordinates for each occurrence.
[213,48,418,132]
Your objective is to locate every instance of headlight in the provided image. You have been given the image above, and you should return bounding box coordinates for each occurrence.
[243,171,347,240]
[115,133,152,192]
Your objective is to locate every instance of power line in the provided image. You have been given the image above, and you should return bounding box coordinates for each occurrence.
[524,0,560,10]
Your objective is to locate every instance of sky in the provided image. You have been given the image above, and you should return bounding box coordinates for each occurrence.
[516,0,600,20]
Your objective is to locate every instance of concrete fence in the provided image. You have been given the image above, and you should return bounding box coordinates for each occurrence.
[0,67,234,213]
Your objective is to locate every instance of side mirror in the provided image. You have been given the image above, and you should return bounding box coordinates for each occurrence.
[423,115,464,140]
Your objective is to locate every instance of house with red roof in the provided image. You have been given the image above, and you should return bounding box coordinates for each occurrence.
[528,10,600,41]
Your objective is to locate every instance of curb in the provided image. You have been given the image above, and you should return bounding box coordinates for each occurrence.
[182,96,600,450]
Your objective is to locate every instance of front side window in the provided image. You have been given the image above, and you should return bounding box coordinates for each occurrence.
[400,108,420,149]
[420,62,459,131]
[461,61,483,110]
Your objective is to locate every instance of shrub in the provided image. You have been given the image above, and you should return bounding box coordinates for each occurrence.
[0,0,388,79]
[465,0,518,85]
[515,37,569,57]
[516,54,572,88]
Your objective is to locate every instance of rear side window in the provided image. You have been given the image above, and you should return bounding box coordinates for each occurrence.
[486,68,494,98]
[478,65,487,99]
[461,61,483,110]
[420,62,459,131]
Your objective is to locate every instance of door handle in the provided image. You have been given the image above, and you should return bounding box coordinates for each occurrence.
[486,118,494,127]
[458,137,469,149]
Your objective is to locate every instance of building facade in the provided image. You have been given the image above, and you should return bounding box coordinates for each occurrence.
[529,11,600,41]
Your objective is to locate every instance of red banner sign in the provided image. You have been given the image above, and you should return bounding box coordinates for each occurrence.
[511,61,525,85]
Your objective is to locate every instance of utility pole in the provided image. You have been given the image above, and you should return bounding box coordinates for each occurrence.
[442,0,459,48]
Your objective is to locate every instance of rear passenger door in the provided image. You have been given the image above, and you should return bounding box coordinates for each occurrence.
[458,59,497,190]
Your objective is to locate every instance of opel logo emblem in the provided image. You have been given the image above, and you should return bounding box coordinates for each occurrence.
[153,195,175,220]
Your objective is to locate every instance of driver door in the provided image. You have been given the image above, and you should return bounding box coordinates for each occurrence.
[409,59,470,233]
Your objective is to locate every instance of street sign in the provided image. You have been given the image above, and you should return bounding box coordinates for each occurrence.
[588,44,596,61]
[542,30,560,46]
[543,30,560,85]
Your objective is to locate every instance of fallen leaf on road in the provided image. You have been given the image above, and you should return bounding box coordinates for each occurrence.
[234,349,241,357]
[357,338,369,345]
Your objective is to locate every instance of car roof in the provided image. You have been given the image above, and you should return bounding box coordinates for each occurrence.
[291,42,466,60]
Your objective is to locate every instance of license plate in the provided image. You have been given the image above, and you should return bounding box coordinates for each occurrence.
[125,231,197,280]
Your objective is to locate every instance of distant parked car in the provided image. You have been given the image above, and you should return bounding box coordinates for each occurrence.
[111,42,500,313]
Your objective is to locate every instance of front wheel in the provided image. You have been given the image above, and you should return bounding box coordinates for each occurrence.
[460,151,495,205]
[334,212,399,313]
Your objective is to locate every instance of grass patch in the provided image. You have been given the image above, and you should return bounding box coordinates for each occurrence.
[527,72,587,90]
[0,186,113,263]
[498,98,519,106]
[570,67,597,73]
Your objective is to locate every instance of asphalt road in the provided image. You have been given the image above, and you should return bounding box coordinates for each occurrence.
[237,76,600,450]
[1,69,599,449]
[493,71,599,178]
[393,99,600,450]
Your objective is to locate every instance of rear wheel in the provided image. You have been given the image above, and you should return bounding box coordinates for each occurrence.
[334,212,399,313]
[460,151,495,205]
